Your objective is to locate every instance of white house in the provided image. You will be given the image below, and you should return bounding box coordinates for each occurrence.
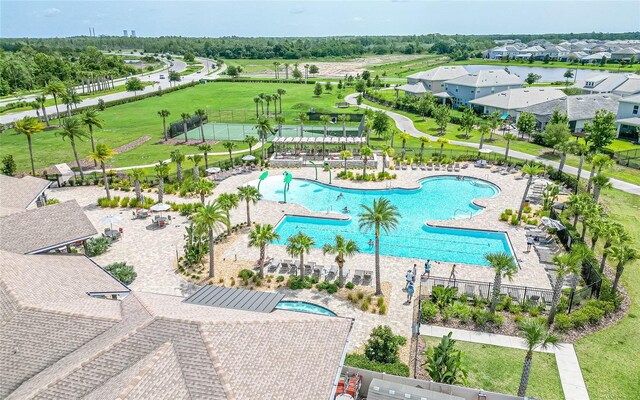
[615,94,640,141]
[611,47,640,61]
[470,88,566,118]
[443,69,524,109]
[487,45,522,60]
[398,66,468,97]
[575,73,640,97]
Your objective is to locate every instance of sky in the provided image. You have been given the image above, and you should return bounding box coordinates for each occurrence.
[1,0,639,38]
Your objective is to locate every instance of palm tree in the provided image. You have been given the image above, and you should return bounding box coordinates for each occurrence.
[283,64,290,80]
[517,163,544,221]
[44,80,66,123]
[198,143,213,168]
[599,222,627,274]
[399,132,411,159]
[248,224,280,278]
[571,142,590,192]
[547,253,579,324]
[298,112,309,137]
[158,109,171,141]
[258,93,265,114]
[340,150,353,174]
[607,244,638,293]
[89,144,116,200]
[244,135,258,156]
[286,232,316,278]
[566,193,591,229]
[361,145,373,177]
[303,64,310,83]
[271,93,280,115]
[277,88,286,113]
[485,252,517,313]
[478,123,490,150]
[320,115,331,157]
[194,201,228,279]
[503,133,518,160]
[14,116,45,176]
[237,185,262,225]
[188,154,203,178]
[30,101,42,122]
[338,114,349,138]
[180,112,191,142]
[154,161,169,203]
[381,145,394,174]
[217,192,239,236]
[322,235,360,287]
[222,141,237,167]
[80,108,104,167]
[586,154,613,193]
[418,136,430,162]
[275,115,285,138]
[129,168,146,204]
[255,115,274,161]
[58,117,88,180]
[253,96,261,118]
[587,217,610,251]
[194,109,207,142]
[34,95,50,127]
[61,88,80,117]
[437,137,449,160]
[488,111,500,141]
[358,198,401,295]
[170,149,185,184]
[265,94,272,117]
[272,62,280,79]
[517,319,560,397]
[592,174,612,203]
[555,141,571,175]
[193,177,215,204]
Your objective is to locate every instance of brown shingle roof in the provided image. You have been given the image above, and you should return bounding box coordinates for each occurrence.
[0,175,51,212]
[0,200,98,254]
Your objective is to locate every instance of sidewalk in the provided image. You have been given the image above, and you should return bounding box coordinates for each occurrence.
[422,325,590,400]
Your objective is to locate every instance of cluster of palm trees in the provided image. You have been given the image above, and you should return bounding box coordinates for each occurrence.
[253,89,287,118]
[157,108,209,143]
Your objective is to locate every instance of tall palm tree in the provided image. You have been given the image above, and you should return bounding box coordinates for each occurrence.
[554,141,571,175]
[320,115,331,158]
[478,123,490,150]
[275,115,285,138]
[599,222,627,274]
[180,112,191,142]
[30,101,42,123]
[565,193,586,229]
[222,141,237,167]
[418,136,430,162]
[571,142,590,192]
[258,93,265,115]
[248,224,280,278]
[188,154,203,178]
[58,117,88,180]
[158,109,171,141]
[277,88,286,113]
[298,112,309,137]
[303,64,310,83]
[129,168,146,204]
[34,95,50,127]
[272,62,280,79]
[607,244,638,293]
[488,111,500,141]
[592,174,612,203]
[62,88,80,117]
[381,144,394,174]
[283,64,290,80]
[193,177,215,204]
[198,143,213,168]
[244,135,258,156]
[237,185,262,225]
[322,235,360,287]
[517,163,544,221]
[587,217,610,251]
[286,232,316,278]
[265,94,272,117]
[338,114,349,138]
[217,192,239,236]
[361,145,373,177]
[170,149,185,184]
[340,150,353,174]
[397,132,410,159]
[253,96,261,118]
[517,319,560,397]
[547,253,579,324]
[14,116,45,176]
[271,93,280,115]
[194,109,207,142]
[194,201,228,279]
[586,154,613,193]
[80,108,104,167]
[154,161,169,203]
[437,137,449,160]
[358,198,401,295]
[255,115,274,161]
[44,80,66,123]
[89,144,116,200]
[485,252,517,313]
[503,133,518,160]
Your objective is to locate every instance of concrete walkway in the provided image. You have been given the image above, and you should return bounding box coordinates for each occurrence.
[345,93,640,196]
[422,325,590,400]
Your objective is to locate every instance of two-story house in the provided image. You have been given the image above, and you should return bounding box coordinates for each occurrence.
[616,94,640,141]
[443,69,524,109]
[398,66,469,97]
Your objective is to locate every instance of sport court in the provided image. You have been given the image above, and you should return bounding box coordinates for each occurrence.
[185,122,362,142]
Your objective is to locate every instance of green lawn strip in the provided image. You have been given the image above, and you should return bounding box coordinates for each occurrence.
[0,82,356,172]
[574,188,640,400]
[178,65,204,76]
[422,336,563,400]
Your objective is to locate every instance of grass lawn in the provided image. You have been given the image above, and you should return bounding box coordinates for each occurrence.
[574,188,640,400]
[367,55,450,78]
[178,65,204,76]
[423,336,564,400]
[0,81,356,172]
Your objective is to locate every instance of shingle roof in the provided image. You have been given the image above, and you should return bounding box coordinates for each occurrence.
[470,88,566,110]
[407,66,468,82]
[397,82,427,94]
[445,69,523,88]
[0,175,50,212]
[619,94,640,104]
[0,200,98,254]
[518,94,620,121]
[1,252,352,400]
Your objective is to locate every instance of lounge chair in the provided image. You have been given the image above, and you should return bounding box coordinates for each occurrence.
[446,164,453,172]
[353,269,364,281]
[461,163,469,169]
[313,264,325,276]
[454,163,460,172]
[401,163,407,170]
[411,163,418,171]
[426,162,433,171]
[420,163,427,171]
[474,160,483,168]
[362,270,373,285]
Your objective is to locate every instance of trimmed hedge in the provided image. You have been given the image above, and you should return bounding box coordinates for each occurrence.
[344,353,410,377]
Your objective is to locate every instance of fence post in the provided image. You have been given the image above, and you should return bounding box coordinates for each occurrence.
[523,286,528,304]
[567,288,575,314]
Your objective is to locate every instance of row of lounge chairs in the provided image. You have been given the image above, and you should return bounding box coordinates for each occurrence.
[209,165,255,183]
[398,162,469,172]
[254,258,373,285]
[429,279,552,307]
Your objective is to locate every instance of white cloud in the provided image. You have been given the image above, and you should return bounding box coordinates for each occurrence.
[43,8,61,17]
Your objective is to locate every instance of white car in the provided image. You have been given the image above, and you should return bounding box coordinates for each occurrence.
[159,74,165,79]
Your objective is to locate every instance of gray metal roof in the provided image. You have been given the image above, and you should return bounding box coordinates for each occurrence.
[367,378,465,400]
[184,285,285,313]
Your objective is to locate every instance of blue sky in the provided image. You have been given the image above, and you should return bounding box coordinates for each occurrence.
[2,1,639,38]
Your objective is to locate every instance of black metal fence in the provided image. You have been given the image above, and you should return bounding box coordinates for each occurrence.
[613,148,640,169]
[169,114,208,138]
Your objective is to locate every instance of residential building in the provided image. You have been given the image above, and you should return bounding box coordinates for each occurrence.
[0,174,51,215]
[610,47,640,61]
[443,69,524,108]
[517,93,620,132]
[470,88,566,118]
[487,45,523,60]
[615,94,640,141]
[580,52,611,64]
[574,73,640,97]
[540,45,569,61]
[398,66,468,97]
[0,250,353,399]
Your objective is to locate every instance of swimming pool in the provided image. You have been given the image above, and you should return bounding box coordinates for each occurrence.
[254,176,512,266]
[276,300,337,316]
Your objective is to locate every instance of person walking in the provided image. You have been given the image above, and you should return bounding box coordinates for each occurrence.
[412,264,417,283]
[424,259,431,276]
[405,269,414,289]
[526,236,534,252]
[448,264,457,284]
[406,282,414,304]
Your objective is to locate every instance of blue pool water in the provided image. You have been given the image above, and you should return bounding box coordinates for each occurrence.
[255,176,512,266]
[276,301,337,316]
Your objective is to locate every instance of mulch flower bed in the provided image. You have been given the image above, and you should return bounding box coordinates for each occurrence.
[155,138,220,146]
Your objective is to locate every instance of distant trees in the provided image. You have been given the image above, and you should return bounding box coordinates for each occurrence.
[525,73,541,85]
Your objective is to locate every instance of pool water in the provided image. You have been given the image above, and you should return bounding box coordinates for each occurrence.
[255,176,512,266]
[276,301,337,316]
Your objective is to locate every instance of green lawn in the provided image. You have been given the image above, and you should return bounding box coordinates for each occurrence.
[367,55,450,78]
[0,81,356,172]
[178,65,204,76]
[574,188,640,400]
[423,337,564,400]
[445,58,640,73]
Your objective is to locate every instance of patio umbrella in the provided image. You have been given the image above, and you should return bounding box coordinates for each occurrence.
[206,167,221,174]
[100,215,122,230]
[150,203,171,212]
[541,216,565,230]
[242,155,257,162]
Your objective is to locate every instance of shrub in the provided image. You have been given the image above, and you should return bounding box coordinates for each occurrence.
[1,154,17,176]
[379,304,387,314]
[364,325,407,364]
[276,275,285,283]
[344,353,409,377]
[523,205,532,213]
[431,286,457,309]
[326,282,339,294]
[286,275,314,290]
[356,290,365,300]
[571,309,590,328]
[451,301,472,323]
[585,299,615,315]
[104,262,137,285]
[504,209,513,215]
[85,237,111,257]
[421,301,439,322]
[554,314,573,332]
[578,305,605,325]
[442,306,455,322]
[45,198,60,205]
[472,308,492,328]
[490,313,505,328]
[120,196,130,208]
[500,212,509,221]
[377,297,385,307]
[238,269,254,284]
[361,300,370,311]
[510,215,519,225]
[345,281,355,290]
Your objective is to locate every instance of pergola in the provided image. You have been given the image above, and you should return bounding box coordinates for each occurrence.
[271,136,365,158]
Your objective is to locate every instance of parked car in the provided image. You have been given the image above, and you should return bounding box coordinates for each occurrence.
[159,74,165,79]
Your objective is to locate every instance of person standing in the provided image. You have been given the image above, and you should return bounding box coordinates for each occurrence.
[406,282,414,304]
[412,264,417,283]
[424,260,431,276]
[405,269,414,289]
[448,264,457,283]
[526,236,534,252]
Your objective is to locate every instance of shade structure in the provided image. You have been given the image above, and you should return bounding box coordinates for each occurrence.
[478,148,493,154]
[150,203,171,212]
[242,155,256,161]
[541,216,565,230]
[100,215,122,230]
[284,137,294,143]
[206,167,221,174]
[292,137,301,143]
